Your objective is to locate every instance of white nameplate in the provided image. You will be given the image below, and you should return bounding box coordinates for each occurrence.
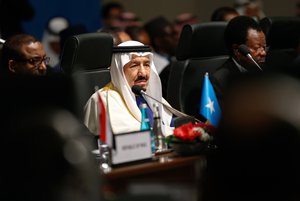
[112,130,152,165]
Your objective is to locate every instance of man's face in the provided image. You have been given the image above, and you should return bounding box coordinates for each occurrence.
[246,29,267,65]
[105,8,123,27]
[235,28,267,70]
[123,55,151,90]
[9,42,48,75]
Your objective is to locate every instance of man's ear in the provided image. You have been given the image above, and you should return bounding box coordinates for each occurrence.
[8,60,17,73]
[232,44,241,58]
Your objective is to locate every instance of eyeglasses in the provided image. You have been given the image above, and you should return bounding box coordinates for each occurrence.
[16,57,50,66]
[249,46,269,53]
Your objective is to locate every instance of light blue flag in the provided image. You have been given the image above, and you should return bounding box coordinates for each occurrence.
[199,72,221,127]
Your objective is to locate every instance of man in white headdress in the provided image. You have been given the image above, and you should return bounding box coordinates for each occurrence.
[41,16,69,68]
[84,40,174,136]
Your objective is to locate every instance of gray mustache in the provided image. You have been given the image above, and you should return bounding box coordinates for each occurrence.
[135,76,147,82]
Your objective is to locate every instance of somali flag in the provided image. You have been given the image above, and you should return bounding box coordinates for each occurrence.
[199,72,221,127]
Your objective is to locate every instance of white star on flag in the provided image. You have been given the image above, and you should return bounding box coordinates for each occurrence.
[199,73,221,127]
[205,97,215,114]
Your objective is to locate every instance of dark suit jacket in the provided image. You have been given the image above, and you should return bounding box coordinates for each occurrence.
[210,58,244,106]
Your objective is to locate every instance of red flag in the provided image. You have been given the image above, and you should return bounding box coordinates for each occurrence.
[98,93,106,143]
[97,93,113,147]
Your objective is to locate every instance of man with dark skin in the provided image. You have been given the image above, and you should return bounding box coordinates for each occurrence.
[210,16,267,105]
[144,16,178,98]
[211,6,239,22]
[101,2,124,29]
[1,34,49,76]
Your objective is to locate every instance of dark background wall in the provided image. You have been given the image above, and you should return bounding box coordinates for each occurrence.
[23,0,101,40]
[102,0,297,23]
[20,0,297,40]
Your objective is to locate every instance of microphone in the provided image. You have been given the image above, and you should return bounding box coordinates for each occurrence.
[132,85,200,121]
[238,44,263,71]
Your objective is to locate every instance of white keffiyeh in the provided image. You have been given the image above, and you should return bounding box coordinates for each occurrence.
[84,41,174,136]
[110,40,173,135]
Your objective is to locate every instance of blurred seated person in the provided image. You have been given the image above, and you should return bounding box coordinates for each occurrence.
[41,16,69,68]
[211,6,239,22]
[101,2,124,29]
[174,13,199,42]
[144,16,178,98]
[84,41,174,136]
[119,11,142,29]
[210,16,267,106]
[233,0,265,20]
[0,34,49,76]
[98,27,131,46]
[125,25,151,46]
[144,16,177,73]
[296,1,300,17]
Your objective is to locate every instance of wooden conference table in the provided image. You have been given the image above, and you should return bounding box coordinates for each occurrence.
[101,151,207,201]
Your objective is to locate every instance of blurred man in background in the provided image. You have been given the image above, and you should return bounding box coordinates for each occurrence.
[101,2,124,29]
[211,6,239,22]
[41,16,69,68]
[144,16,178,98]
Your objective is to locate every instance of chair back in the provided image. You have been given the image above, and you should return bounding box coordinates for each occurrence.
[72,69,111,117]
[60,33,113,119]
[176,22,228,60]
[167,21,229,116]
[60,32,113,73]
[260,16,300,50]
[167,56,228,120]
[260,16,300,73]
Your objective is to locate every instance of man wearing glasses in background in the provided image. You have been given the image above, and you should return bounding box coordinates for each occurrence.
[210,15,267,107]
[0,34,49,76]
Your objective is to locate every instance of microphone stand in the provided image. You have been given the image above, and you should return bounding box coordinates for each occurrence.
[246,55,263,71]
[140,91,201,122]
[238,44,263,71]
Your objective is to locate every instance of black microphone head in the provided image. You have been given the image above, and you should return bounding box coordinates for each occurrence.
[131,85,145,95]
[238,44,250,57]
